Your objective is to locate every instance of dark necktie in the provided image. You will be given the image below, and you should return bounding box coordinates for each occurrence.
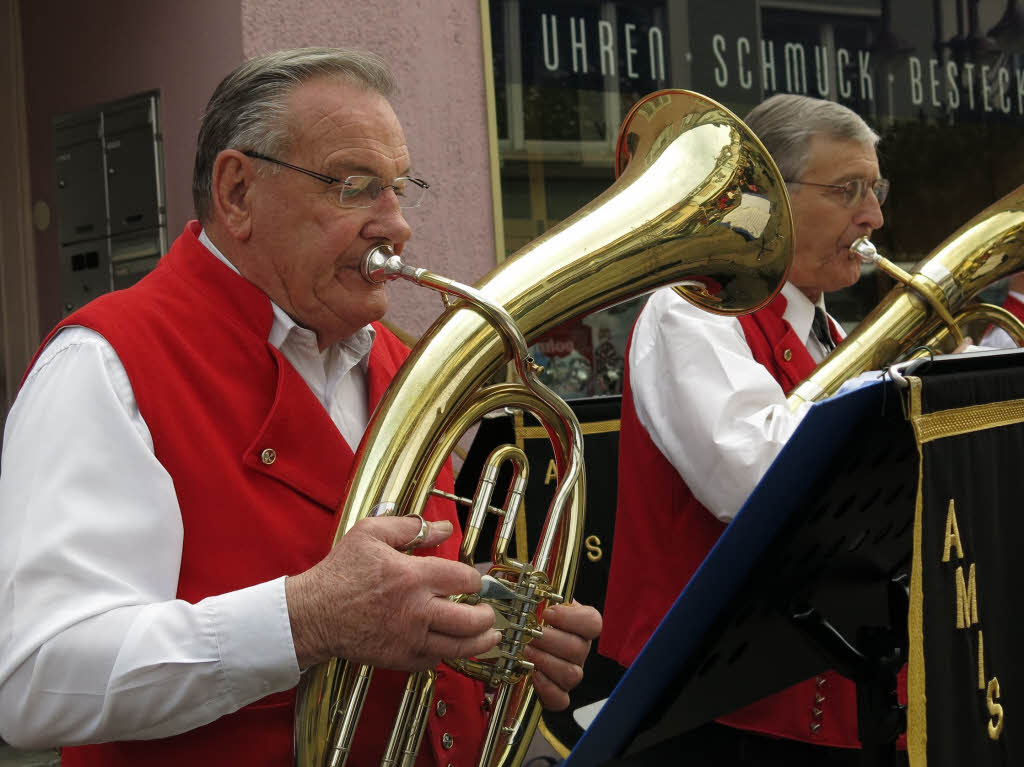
[812,306,835,354]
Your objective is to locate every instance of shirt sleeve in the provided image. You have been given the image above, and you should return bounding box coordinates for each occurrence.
[979,325,1016,350]
[0,329,300,749]
[629,289,812,523]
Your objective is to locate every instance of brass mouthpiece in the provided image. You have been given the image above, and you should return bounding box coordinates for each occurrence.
[360,244,423,284]
[850,236,881,264]
[851,236,914,287]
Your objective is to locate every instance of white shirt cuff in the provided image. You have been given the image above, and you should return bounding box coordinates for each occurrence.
[206,576,299,708]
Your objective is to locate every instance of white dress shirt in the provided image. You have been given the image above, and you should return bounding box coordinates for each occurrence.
[629,282,840,523]
[0,231,375,749]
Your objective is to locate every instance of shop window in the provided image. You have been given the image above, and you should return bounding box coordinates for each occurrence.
[486,0,1024,397]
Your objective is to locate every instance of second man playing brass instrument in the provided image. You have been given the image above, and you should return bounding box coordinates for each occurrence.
[601,93,900,766]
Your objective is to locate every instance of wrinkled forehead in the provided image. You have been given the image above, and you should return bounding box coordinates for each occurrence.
[284,77,409,168]
[802,134,879,180]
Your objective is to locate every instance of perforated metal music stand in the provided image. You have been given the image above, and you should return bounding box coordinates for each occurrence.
[566,376,918,765]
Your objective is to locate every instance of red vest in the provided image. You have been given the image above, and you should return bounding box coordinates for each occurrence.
[44,222,486,767]
[600,292,864,748]
[1004,292,1024,323]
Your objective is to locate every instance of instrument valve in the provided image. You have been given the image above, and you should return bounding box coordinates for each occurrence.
[484,658,533,687]
[536,588,564,605]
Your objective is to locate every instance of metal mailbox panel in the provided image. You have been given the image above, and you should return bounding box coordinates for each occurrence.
[60,238,111,315]
[54,138,107,246]
[106,127,163,236]
[110,228,164,290]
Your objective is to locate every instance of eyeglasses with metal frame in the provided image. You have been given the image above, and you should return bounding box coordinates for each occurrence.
[243,151,430,209]
[785,177,890,208]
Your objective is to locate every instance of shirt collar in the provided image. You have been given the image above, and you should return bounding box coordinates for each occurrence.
[196,228,376,357]
[780,281,829,349]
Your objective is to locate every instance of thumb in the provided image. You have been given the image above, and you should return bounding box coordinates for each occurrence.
[953,336,974,354]
[364,515,455,551]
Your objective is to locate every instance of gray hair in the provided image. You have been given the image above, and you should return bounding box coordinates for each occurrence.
[192,47,396,221]
[743,94,879,181]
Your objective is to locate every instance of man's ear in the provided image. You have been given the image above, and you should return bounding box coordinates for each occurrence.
[211,150,254,241]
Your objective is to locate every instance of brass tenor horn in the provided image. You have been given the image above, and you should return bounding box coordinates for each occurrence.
[293,89,793,767]
[788,184,1024,409]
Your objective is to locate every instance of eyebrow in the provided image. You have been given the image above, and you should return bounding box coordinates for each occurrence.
[830,174,879,184]
[324,162,415,180]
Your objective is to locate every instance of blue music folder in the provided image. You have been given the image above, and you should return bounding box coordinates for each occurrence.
[565,377,901,765]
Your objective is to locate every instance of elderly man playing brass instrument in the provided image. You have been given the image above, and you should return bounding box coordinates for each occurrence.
[601,94,905,766]
[0,48,600,766]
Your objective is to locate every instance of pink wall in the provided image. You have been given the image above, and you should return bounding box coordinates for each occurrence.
[21,0,497,340]
[20,0,245,335]
[242,0,498,338]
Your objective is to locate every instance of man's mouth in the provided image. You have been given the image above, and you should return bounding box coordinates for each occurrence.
[334,266,361,286]
[839,242,862,261]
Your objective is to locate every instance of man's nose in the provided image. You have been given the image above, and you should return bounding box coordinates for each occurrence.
[853,190,884,231]
[363,190,413,247]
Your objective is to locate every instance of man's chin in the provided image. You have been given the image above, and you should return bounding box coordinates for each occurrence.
[311,286,389,338]
[816,260,862,295]
[344,297,388,331]
[837,264,863,292]
[315,308,387,348]
[839,245,862,262]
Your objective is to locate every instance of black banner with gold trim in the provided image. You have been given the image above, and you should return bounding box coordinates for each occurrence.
[907,356,1024,766]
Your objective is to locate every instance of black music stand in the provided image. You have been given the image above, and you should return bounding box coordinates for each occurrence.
[566,374,919,766]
